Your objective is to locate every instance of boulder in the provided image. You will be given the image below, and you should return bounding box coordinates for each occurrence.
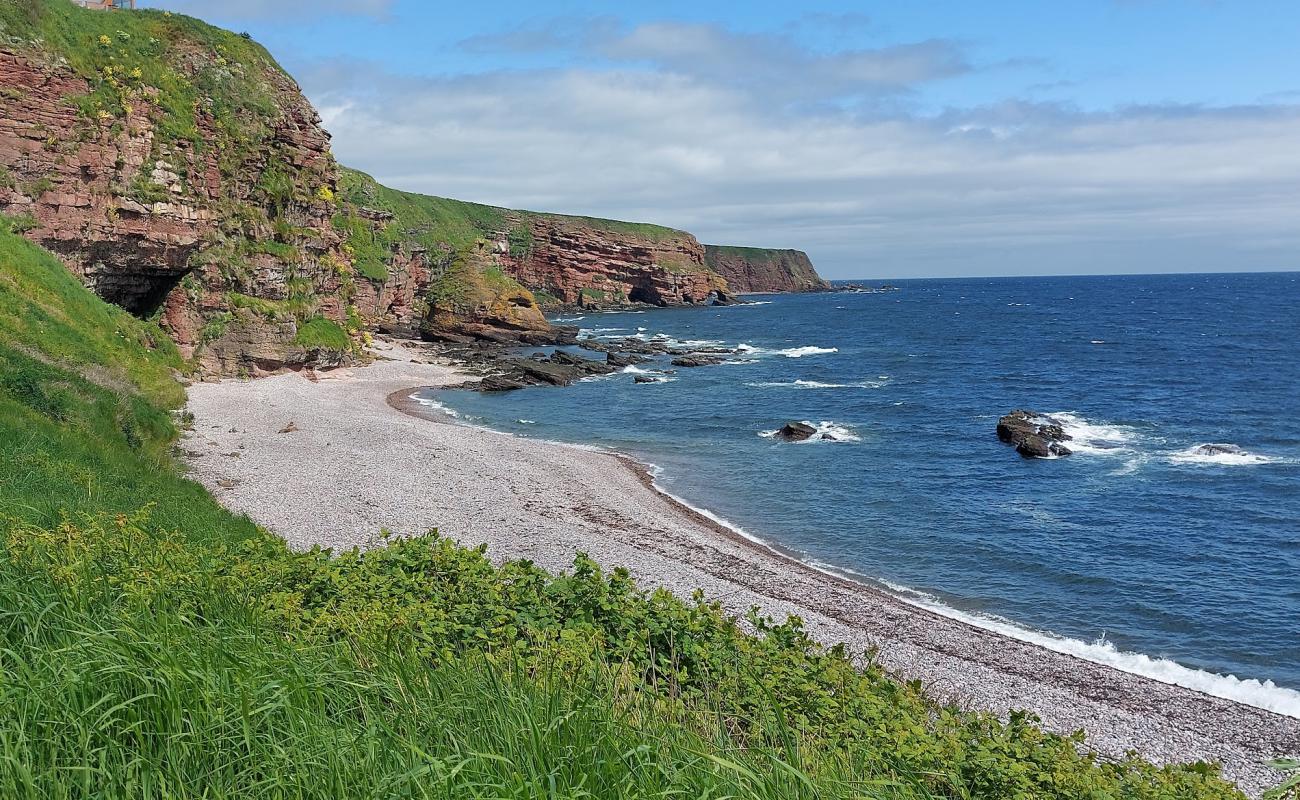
[480,375,528,392]
[633,375,659,384]
[1193,443,1245,456]
[997,410,1073,458]
[775,422,817,442]
[671,355,724,368]
[607,351,649,368]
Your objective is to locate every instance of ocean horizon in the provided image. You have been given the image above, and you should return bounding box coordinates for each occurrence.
[426,270,1300,715]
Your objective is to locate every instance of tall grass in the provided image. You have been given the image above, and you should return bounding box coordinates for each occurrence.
[0,542,916,800]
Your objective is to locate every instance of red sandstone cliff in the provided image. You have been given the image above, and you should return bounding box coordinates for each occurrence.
[499,214,731,308]
[703,245,830,294]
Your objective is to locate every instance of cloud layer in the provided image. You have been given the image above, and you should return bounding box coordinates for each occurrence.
[302,19,1300,277]
[150,0,390,21]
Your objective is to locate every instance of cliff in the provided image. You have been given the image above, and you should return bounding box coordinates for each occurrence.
[703,245,830,293]
[0,0,814,375]
[0,0,357,375]
[502,213,731,308]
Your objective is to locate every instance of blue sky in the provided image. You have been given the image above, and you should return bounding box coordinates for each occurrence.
[146,1,1300,279]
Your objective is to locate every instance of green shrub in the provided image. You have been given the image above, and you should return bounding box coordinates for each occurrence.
[293,315,349,351]
[0,512,1245,800]
[507,222,534,258]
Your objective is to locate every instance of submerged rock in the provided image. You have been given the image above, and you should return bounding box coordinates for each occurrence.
[997,410,1073,458]
[1192,443,1246,456]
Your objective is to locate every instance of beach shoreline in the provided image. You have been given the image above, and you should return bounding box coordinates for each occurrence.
[184,339,1298,797]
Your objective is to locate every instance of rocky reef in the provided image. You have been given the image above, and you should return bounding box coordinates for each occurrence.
[997,410,1073,458]
[0,0,826,377]
[704,245,830,294]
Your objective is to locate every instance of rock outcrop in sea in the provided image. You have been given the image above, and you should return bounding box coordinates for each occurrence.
[997,410,1074,458]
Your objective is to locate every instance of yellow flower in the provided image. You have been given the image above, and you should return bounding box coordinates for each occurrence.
[130,67,143,80]
[98,35,111,47]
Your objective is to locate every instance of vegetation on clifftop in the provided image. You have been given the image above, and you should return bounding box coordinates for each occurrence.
[0,218,1248,798]
[0,0,285,149]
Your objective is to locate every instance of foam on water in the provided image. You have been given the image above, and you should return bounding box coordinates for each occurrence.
[748,378,887,390]
[407,393,460,419]
[866,578,1300,718]
[759,421,861,443]
[1169,444,1280,467]
[737,343,839,358]
[516,419,537,425]
[1047,412,1138,455]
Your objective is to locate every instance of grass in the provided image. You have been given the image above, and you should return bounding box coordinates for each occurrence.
[0,220,256,546]
[0,0,284,148]
[0,532,907,800]
[293,316,349,351]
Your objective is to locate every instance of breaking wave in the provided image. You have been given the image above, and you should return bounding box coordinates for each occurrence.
[866,579,1300,718]
[1169,444,1280,466]
[737,344,839,358]
[748,378,887,390]
[1046,412,1138,455]
[759,421,861,443]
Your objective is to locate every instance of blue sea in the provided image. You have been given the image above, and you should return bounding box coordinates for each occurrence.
[422,273,1300,715]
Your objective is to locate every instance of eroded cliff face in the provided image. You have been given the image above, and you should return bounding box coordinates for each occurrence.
[703,245,830,294]
[0,18,353,376]
[501,215,732,308]
[0,3,819,376]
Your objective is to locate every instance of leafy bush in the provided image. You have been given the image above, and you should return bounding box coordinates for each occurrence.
[507,222,535,258]
[293,315,349,352]
[0,512,1245,800]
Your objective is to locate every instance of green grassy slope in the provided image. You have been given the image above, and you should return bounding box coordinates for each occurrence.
[0,0,287,150]
[0,218,257,545]
[0,216,1245,798]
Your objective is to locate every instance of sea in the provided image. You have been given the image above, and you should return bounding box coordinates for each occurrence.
[419,272,1300,716]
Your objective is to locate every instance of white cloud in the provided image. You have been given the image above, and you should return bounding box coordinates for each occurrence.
[146,0,390,20]
[299,22,1300,278]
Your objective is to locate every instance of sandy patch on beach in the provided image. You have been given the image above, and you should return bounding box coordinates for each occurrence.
[183,339,1297,796]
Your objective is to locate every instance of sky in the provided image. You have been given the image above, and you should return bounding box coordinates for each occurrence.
[141,0,1300,279]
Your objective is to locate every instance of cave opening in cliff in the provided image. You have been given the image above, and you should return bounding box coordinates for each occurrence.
[95,268,191,319]
[627,286,663,306]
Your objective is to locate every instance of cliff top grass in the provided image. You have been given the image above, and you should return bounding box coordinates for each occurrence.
[338,167,693,248]
[0,0,286,145]
[705,243,809,261]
